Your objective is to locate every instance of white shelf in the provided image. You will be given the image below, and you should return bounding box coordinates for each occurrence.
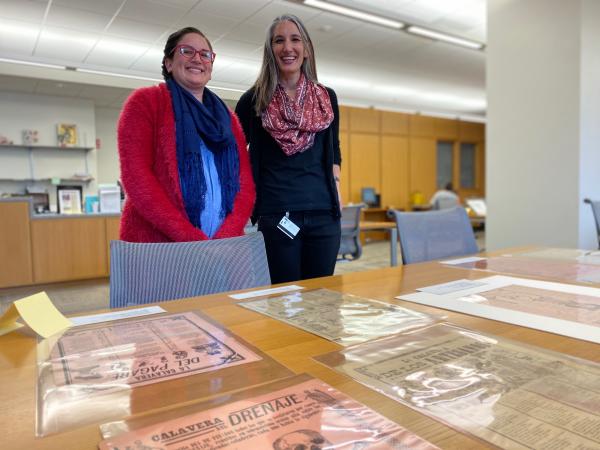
[0,144,94,151]
[0,144,94,184]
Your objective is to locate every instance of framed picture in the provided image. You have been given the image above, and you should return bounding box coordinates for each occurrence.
[57,123,78,147]
[22,129,39,146]
[57,185,82,214]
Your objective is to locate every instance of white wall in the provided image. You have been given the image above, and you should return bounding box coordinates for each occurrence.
[0,91,97,209]
[487,0,600,250]
[95,106,121,185]
[578,0,600,248]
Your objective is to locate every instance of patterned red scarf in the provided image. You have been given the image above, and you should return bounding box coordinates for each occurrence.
[261,73,334,156]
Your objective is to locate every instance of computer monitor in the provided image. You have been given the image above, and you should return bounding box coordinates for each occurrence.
[361,187,380,207]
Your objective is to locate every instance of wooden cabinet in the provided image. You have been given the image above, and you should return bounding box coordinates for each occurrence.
[381,136,409,210]
[0,201,33,288]
[349,134,381,203]
[409,137,437,202]
[31,217,108,283]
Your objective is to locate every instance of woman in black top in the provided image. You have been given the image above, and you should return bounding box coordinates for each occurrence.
[235,14,342,284]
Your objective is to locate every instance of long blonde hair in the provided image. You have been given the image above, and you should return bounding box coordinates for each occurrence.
[252,14,319,115]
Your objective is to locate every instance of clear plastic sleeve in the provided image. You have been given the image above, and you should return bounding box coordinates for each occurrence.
[36,311,292,436]
[399,275,600,343]
[316,323,600,450]
[449,255,600,284]
[516,248,600,265]
[99,373,440,449]
[239,288,442,346]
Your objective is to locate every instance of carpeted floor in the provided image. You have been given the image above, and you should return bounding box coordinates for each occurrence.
[0,233,485,315]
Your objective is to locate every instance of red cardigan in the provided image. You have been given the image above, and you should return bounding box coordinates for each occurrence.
[118,83,255,242]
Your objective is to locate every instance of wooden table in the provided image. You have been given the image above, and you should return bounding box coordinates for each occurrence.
[359,220,399,266]
[2,251,599,449]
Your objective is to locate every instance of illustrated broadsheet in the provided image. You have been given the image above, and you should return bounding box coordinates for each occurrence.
[99,377,440,450]
[47,311,261,388]
[399,275,600,344]
[240,288,438,346]
[316,323,600,450]
[444,254,600,283]
[36,312,292,436]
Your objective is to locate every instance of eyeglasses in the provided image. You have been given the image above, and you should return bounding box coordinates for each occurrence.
[174,44,216,63]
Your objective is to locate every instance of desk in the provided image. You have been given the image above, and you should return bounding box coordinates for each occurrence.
[359,221,399,266]
[2,250,599,449]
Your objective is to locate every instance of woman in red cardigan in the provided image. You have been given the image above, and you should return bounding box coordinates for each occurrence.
[118,26,255,242]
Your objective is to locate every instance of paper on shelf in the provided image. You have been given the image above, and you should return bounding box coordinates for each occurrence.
[0,292,72,338]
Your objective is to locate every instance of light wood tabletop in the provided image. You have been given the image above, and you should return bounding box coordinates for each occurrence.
[1,249,599,449]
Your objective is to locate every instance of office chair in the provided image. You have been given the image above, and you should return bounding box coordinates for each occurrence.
[584,198,600,249]
[390,207,479,264]
[338,204,364,260]
[433,196,460,210]
[109,232,271,308]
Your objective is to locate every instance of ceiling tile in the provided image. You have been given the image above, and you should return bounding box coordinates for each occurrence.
[35,27,99,62]
[213,38,262,57]
[85,38,151,68]
[172,11,238,38]
[52,0,124,16]
[151,0,199,8]
[105,18,170,43]
[46,5,113,33]
[0,0,48,22]
[218,21,267,45]
[118,0,188,26]
[245,1,323,26]
[0,18,38,54]
[191,0,271,21]
[128,48,165,74]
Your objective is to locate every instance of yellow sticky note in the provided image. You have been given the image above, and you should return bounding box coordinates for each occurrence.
[0,292,72,338]
[0,304,25,336]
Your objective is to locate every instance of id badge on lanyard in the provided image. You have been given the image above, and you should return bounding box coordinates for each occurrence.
[277,212,300,239]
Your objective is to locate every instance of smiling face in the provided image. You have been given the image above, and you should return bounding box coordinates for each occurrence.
[271,20,307,79]
[164,32,212,97]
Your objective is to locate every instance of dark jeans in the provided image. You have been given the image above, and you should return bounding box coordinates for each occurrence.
[258,211,341,284]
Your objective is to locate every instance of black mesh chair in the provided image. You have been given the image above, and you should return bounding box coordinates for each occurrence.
[338,204,365,261]
[584,198,600,249]
[110,232,271,308]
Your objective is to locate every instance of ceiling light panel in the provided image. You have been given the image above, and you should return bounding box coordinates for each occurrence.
[303,0,404,29]
[406,25,483,49]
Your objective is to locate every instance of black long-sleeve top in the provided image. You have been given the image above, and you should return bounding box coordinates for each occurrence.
[235,86,341,220]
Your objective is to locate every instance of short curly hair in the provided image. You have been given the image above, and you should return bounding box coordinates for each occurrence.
[161,26,213,80]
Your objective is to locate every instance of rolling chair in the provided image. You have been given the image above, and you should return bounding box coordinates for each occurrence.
[109,232,271,308]
[338,204,364,261]
[390,207,479,264]
[584,198,600,249]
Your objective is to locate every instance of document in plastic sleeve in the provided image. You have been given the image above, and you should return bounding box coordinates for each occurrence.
[240,288,439,346]
[316,323,600,450]
[99,377,440,450]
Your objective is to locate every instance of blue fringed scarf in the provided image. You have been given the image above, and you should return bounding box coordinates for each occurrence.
[167,79,240,232]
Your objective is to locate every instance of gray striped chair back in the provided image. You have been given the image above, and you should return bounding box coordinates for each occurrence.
[109,232,271,308]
